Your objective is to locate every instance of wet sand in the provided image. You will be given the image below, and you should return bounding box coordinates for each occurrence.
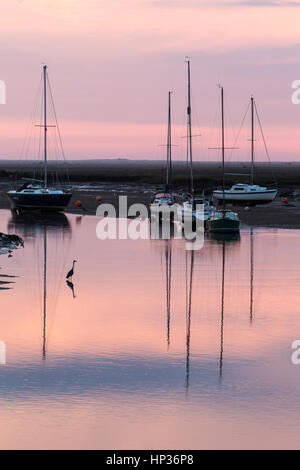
[71,191,300,229]
[0,180,300,229]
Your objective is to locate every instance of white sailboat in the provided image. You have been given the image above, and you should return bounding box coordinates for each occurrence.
[177,59,215,226]
[213,97,277,205]
[207,87,240,233]
[150,91,175,220]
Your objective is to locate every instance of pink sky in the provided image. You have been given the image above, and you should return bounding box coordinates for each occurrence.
[0,0,300,160]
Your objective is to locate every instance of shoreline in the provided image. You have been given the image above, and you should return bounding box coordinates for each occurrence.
[1,180,300,229]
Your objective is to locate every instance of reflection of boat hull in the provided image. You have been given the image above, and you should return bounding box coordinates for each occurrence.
[8,212,70,229]
[213,189,277,204]
[7,192,72,212]
[207,232,240,243]
[207,211,240,233]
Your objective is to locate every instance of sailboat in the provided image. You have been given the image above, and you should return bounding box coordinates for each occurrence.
[150,91,174,220]
[207,87,240,233]
[7,65,72,212]
[177,59,214,226]
[213,97,277,205]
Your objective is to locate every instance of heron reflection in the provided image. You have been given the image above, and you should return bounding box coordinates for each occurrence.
[7,212,72,360]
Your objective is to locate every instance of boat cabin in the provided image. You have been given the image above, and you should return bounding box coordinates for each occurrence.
[230,184,267,193]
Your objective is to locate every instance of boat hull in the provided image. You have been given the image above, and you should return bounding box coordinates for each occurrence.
[213,189,277,204]
[207,216,240,233]
[177,200,215,224]
[7,192,72,212]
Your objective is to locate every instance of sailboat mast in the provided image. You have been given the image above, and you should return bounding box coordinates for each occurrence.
[43,65,47,189]
[167,91,173,194]
[251,96,254,185]
[187,59,193,194]
[221,86,225,209]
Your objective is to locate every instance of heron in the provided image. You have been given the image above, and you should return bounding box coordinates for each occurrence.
[66,260,77,280]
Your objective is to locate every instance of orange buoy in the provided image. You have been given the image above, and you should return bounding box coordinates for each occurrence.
[75,200,82,207]
[282,197,288,204]
[96,196,101,201]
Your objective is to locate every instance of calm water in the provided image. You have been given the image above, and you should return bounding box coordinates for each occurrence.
[0,209,300,449]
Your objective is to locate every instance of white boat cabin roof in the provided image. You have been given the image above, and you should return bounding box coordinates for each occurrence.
[230,184,267,192]
[154,192,173,198]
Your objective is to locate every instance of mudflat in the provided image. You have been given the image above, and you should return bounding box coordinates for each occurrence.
[1,159,300,228]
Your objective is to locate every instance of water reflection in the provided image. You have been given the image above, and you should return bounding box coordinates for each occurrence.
[185,250,194,390]
[42,226,47,360]
[164,241,172,349]
[7,211,71,238]
[250,227,254,324]
[66,279,76,298]
[0,211,300,449]
[219,240,225,380]
[0,229,23,291]
[6,211,72,361]
[0,276,16,291]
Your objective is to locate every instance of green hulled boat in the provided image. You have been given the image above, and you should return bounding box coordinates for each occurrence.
[207,209,240,233]
[208,86,240,233]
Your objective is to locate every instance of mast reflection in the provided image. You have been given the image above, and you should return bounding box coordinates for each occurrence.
[219,240,225,380]
[8,212,72,360]
[250,228,254,324]
[185,249,194,391]
[164,241,172,349]
[208,232,240,381]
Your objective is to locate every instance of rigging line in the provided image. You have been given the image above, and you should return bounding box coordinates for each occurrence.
[228,100,251,161]
[189,88,203,164]
[20,75,43,161]
[253,101,277,183]
[46,73,70,185]
[46,74,65,161]
[35,86,44,182]
[207,97,221,162]
[223,94,236,163]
